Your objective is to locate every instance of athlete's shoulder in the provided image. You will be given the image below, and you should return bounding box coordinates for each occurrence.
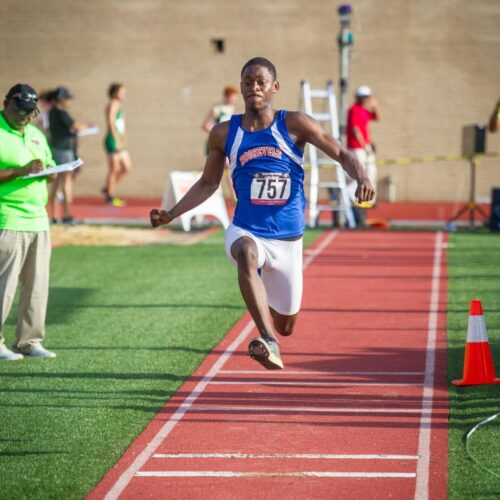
[212,119,231,137]
[286,111,314,126]
[208,120,231,150]
[108,99,120,111]
[285,110,317,136]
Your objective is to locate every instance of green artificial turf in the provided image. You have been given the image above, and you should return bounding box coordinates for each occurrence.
[0,228,322,499]
[447,232,500,499]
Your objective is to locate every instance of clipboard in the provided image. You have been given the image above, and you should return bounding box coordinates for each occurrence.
[22,159,84,179]
[77,126,100,137]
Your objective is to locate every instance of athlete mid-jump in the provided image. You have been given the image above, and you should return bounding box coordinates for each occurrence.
[151,57,374,370]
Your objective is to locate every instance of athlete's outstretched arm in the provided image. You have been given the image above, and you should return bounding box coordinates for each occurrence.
[288,112,375,203]
[150,125,227,227]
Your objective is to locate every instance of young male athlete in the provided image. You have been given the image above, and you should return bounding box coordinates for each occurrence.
[151,57,374,370]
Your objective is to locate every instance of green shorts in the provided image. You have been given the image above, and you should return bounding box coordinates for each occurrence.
[104,134,123,154]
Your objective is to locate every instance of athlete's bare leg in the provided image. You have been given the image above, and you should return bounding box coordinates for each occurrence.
[60,172,73,218]
[105,154,121,197]
[231,237,276,341]
[118,151,133,181]
[270,308,298,337]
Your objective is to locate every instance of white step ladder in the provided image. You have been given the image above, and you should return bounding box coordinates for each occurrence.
[301,80,356,228]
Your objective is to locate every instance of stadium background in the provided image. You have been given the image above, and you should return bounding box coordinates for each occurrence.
[1,0,499,202]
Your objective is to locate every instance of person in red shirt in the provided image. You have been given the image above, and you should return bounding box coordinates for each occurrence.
[346,85,380,223]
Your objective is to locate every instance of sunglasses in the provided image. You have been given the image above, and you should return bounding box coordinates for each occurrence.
[9,92,39,117]
[10,91,38,104]
[13,106,39,118]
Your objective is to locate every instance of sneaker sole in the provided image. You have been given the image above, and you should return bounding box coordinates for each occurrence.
[248,338,283,370]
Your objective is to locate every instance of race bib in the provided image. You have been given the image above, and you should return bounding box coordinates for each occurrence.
[250,173,291,205]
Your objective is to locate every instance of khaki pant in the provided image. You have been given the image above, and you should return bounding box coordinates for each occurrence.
[0,230,51,352]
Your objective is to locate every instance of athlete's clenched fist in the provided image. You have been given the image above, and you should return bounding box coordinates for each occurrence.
[150,209,173,228]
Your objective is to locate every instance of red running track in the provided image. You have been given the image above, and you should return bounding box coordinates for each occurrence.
[88,230,448,500]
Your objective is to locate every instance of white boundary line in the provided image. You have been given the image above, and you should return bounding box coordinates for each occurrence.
[219,370,425,376]
[190,405,425,414]
[152,453,419,460]
[135,471,416,479]
[208,381,421,387]
[414,232,443,500]
[302,231,338,269]
[103,231,338,499]
[103,320,254,500]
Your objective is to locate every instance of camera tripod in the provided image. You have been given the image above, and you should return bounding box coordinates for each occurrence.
[446,157,489,228]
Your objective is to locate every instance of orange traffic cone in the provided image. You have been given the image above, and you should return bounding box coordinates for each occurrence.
[452,299,500,386]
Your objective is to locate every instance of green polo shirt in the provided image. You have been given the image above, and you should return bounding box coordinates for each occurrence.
[0,111,55,232]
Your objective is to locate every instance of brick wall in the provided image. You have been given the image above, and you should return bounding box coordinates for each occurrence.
[1,0,499,201]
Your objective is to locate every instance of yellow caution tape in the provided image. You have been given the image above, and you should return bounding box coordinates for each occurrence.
[303,151,500,169]
[378,153,474,166]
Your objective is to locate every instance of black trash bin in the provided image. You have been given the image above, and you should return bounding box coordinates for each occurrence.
[490,188,500,232]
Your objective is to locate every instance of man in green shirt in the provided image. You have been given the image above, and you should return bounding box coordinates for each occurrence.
[0,84,57,360]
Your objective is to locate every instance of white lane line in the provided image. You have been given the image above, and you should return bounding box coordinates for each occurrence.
[153,453,418,460]
[208,381,421,387]
[414,232,443,500]
[103,230,338,500]
[103,320,255,500]
[136,471,416,478]
[219,370,425,376]
[190,405,425,414]
[302,230,338,269]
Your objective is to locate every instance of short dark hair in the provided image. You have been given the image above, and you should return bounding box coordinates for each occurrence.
[241,57,277,81]
[52,86,73,101]
[108,83,124,99]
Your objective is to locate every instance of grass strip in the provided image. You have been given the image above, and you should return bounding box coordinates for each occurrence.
[447,232,500,499]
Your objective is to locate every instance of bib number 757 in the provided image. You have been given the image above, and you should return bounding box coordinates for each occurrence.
[250,173,291,206]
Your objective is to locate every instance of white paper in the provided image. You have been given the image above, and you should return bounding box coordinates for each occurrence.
[77,126,100,137]
[23,159,84,179]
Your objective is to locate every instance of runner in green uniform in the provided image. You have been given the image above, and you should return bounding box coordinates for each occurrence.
[103,83,133,207]
[202,85,239,154]
[105,107,125,153]
[202,86,239,200]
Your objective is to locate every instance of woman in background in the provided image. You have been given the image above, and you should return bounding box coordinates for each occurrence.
[48,86,93,224]
[103,83,133,207]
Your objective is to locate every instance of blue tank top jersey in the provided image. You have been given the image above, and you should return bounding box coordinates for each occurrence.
[224,110,306,239]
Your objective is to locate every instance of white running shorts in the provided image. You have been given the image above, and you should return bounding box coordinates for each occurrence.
[224,224,303,316]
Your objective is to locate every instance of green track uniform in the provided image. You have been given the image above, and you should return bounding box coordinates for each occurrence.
[0,111,55,232]
[104,107,125,154]
[205,104,234,155]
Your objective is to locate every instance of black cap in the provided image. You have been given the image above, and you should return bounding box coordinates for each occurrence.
[53,86,74,101]
[6,83,39,111]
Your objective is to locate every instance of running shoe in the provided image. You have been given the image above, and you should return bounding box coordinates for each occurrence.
[248,337,284,370]
[16,345,56,359]
[62,216,80,225]
[0,347,24,361]
[110,197,126,207]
